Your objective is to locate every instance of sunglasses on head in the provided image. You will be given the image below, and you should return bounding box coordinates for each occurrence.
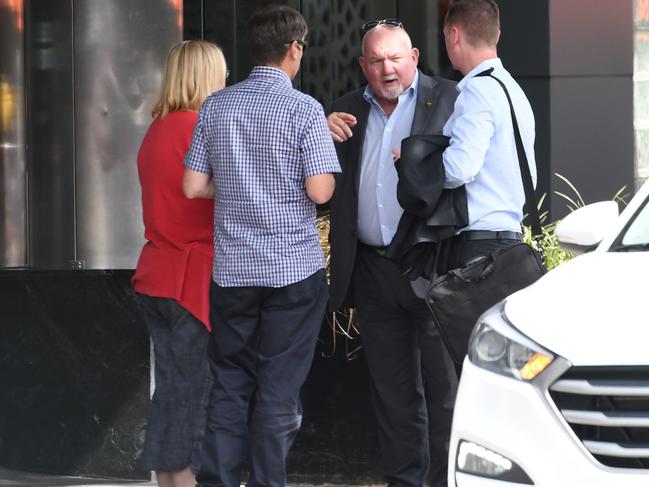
[361,18,404,34]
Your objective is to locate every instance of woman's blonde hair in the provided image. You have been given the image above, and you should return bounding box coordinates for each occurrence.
[153,40,227,119]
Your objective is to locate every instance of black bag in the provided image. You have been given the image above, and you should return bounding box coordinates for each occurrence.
[426,243,545,364]
[425,70,546,366]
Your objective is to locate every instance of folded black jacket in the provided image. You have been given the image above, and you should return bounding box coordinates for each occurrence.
[385,134,468,281]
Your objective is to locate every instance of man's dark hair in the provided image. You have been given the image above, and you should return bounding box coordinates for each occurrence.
[445,0,500,48]
[248,5,308,65]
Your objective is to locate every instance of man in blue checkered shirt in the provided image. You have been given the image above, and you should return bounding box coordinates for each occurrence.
[182,6,340,487]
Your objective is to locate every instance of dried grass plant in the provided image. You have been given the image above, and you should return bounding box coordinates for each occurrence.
[316,215,362,359]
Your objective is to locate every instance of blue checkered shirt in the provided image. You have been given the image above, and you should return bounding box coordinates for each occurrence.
[184,67,341,287]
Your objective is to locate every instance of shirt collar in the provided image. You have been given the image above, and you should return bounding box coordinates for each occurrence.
[457,58,503,91]
[363,69,420,105]
[249,66,293,87]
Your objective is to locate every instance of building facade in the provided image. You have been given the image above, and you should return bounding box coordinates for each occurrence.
[0,0,638,481]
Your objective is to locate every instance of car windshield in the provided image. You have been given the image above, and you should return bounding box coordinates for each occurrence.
[610,198,649,251]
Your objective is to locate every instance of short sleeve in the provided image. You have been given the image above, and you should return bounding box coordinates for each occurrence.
[300,104,341,177]
[183,105,212,176]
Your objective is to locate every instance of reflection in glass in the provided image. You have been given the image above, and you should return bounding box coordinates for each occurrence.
[634,0,649,187]
[0,0,26,267]
[74,0,180,268]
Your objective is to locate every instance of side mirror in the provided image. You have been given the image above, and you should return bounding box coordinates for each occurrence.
[555,201,619,255]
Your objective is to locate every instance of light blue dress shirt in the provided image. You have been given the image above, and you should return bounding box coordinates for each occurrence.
[442,58,537,233]
[357,70,419,247]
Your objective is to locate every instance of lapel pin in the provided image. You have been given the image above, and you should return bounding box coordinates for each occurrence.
[425,99,433,108]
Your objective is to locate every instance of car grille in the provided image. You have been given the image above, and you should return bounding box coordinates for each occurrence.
[549,366,649,469]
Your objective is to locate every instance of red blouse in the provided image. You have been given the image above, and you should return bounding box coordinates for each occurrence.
[132,111,214,330]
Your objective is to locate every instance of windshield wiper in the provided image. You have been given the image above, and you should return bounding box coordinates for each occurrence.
[609,243,649,252]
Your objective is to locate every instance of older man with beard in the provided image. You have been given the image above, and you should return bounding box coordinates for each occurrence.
[326,21,458,487]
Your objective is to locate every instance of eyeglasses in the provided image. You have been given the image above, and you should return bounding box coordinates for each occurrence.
[361,18,404,34]
[286,39,309,52]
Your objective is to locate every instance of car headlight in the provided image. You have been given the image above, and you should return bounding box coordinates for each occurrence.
[456,440,534,484]
[468,302,554,381]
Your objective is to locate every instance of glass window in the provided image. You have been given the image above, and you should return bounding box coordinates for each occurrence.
[620,198,649,246]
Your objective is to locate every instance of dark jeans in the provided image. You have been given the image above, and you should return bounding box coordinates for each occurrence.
[136,295,211,473]
[196,269,328,487]
[353,246,458,487]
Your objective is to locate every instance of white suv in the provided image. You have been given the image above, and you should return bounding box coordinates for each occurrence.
[448,180,649,487]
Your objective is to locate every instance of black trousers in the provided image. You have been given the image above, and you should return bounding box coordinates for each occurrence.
[445,236,521,269]
[353,246,458,487]
[196,269,328,487]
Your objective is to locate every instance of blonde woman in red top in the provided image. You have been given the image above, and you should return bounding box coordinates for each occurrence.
[132,40,226,487]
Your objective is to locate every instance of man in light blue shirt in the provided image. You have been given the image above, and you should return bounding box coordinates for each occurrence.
[442,0,537,267]
[356,70,418,247]
[327,22,459,487]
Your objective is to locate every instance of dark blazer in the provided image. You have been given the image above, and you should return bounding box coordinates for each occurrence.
[328,72,458,312]
[385,134,468,290]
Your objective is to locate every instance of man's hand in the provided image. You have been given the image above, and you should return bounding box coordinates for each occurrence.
[327,112,357,142]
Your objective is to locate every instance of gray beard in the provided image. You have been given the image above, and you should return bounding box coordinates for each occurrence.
[377,84,403,100]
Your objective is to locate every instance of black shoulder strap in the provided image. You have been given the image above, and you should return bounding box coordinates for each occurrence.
[475,68,542,237]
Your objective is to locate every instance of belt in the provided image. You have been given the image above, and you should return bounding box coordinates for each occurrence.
[358,241,388,256]
[459,230,522,241]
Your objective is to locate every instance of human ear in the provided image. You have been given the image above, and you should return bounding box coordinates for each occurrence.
[359,56,368,77]
[411,47,420,64]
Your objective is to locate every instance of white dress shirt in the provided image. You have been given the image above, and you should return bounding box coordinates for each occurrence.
[442,58,537,233]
